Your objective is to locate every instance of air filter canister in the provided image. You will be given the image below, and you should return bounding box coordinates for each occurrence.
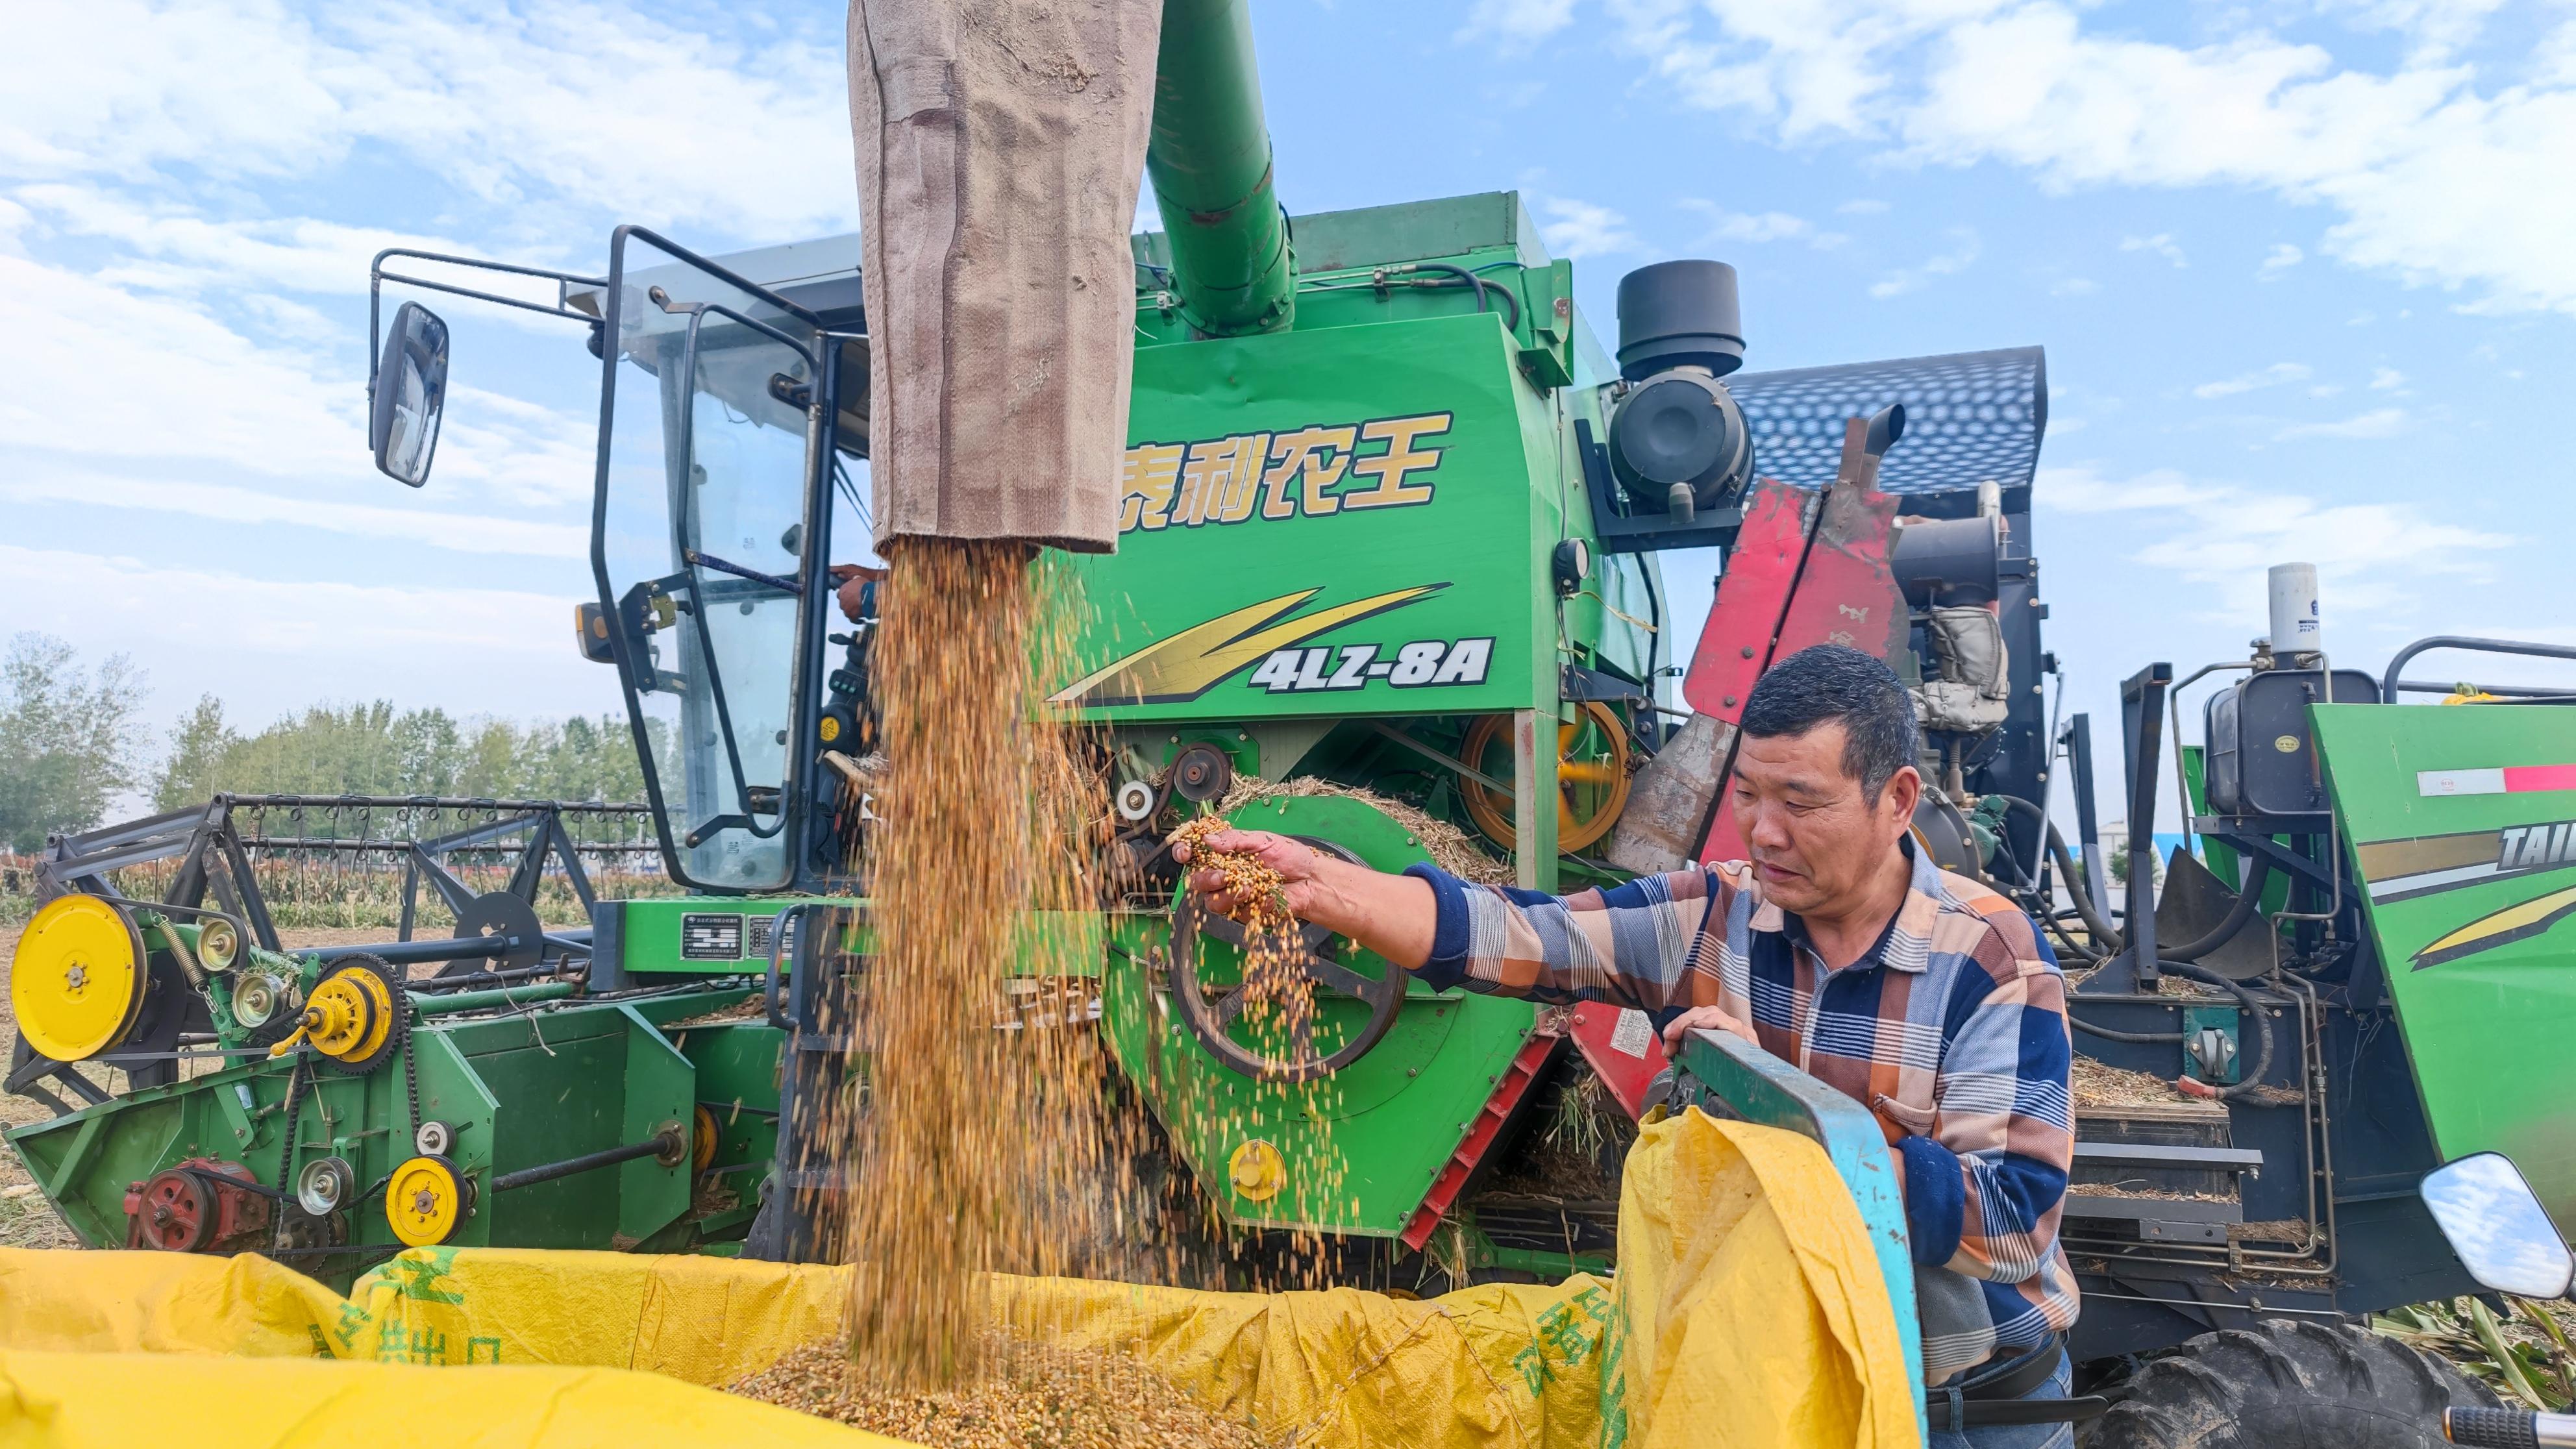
[2268,562,2322,662]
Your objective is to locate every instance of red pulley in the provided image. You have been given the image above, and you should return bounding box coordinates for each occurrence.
[123,1158,271,1253]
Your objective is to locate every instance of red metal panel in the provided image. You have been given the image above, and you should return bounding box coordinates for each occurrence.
[1679,478,1813,721]
[1400,1009,1568,1252]
[1689,415,1910,865]
[1567,1003,1668,1121]
[1768,471,1908,669]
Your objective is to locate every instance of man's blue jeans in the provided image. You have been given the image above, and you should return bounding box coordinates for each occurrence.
[1926,1340,2076,1449]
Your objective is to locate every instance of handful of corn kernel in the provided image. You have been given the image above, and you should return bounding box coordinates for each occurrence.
[1170,815,1290,927]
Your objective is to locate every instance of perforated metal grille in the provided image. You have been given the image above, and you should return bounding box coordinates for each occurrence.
[1723,345,2046,497]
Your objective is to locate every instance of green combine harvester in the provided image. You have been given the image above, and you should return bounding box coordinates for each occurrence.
[12,2,2576,1441]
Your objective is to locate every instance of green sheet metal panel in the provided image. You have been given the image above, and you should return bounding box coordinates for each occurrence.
[2312,702,2576,1232]
[5,991,742,1270]
[1059,312,1557,727]
[609,895,858,976]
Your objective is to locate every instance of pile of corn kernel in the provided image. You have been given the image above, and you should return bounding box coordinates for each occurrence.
[727,1334,1278,1449]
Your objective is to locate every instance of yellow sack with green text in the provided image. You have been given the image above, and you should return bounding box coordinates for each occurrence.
[0,1113,1914,1448]
[0,1349,910,1448]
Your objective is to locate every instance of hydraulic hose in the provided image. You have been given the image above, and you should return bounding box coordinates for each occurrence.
[2046,823,2129,948]
[1990,794,2271,963]
[2044,911,2106,966]
[2065,958,2277,1100]
[2161,958,2277,1100]
[1406,262,1522,332]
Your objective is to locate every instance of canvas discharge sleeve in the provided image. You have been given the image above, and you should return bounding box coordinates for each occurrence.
[847,0,1161,553]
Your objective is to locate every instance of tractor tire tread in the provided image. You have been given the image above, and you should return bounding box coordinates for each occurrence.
[2089,1319,2498,1449]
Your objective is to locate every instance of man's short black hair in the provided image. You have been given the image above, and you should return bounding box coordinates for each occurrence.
[1738,644,1919,801]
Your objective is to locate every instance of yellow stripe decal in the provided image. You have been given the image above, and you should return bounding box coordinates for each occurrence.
[2414,884,2576,969]
[1050,584,1447,707]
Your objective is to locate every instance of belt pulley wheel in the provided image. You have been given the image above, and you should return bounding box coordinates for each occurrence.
[1459,701,1635,855]
[10,894,147,1063]
[1167,836,1406,1084]
[693,1104,719,1173]
[386,1154,467,1247]
[275,956,406,1074]
[130,1167,219,1252]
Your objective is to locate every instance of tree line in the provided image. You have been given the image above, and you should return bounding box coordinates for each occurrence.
[0,633,654,852]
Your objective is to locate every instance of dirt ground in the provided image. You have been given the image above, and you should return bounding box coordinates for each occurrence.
[0,922,406,1250]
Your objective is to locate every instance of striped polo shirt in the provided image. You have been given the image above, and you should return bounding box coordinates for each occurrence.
[1406,840,2077,1381]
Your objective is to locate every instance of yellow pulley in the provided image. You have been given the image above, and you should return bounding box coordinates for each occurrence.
[267,960,401,1070]
[692,1104,719,1173]
[1459,701,1637,855]
[386,1154,469,1247]
[10,895,147,1063]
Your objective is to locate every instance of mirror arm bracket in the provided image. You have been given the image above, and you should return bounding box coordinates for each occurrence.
[367,247,609,392]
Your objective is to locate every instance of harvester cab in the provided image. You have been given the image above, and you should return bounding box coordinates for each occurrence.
[365,230,877,909]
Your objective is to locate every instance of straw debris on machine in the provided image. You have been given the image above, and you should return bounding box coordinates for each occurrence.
[1215,774,1513,885]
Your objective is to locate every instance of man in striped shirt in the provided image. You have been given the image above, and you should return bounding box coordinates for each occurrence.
[1178,644,2080,1445]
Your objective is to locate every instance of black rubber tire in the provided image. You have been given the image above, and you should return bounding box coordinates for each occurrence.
[2088,1319,2502,1448]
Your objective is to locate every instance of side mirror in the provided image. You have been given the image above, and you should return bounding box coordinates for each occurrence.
[371,301,449,487]
[2421,1152,2576,1299]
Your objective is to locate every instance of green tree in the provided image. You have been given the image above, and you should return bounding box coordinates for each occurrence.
[155,697,658,807]
[155,695,239,811]
[0,634,149,850]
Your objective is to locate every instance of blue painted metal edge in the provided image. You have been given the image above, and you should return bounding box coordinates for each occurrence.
[1674,1028,1927,1439]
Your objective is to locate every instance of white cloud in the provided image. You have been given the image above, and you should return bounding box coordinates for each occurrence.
[1539,197,1641,258]
[2121,232,2188,269]
[0,0,859,728]
[1869,227,1979,298]
[1459,0,1579,47]
[0,542,613,723]
[14,183,497,299]
[1607,1,2576,315]
[2325,0,2510,62]
[1678,199,1840,247]
[2276,406,2410,440]
[0,1,858,240]
[0,470,585,557]
[2259,242,2305,278]
[0,245,595,508]
[0,249,363,478]
[2192,362,2312,399]
[2040,461,2509,617]
[1837,197,1890,215]
[2050,277,2098,297]
[2371,366,2408,390]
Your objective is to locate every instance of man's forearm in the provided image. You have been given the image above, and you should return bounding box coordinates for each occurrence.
[1294,856,1439,971]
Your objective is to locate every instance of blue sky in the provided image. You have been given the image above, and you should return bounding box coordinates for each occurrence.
[4,0,2571,828]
